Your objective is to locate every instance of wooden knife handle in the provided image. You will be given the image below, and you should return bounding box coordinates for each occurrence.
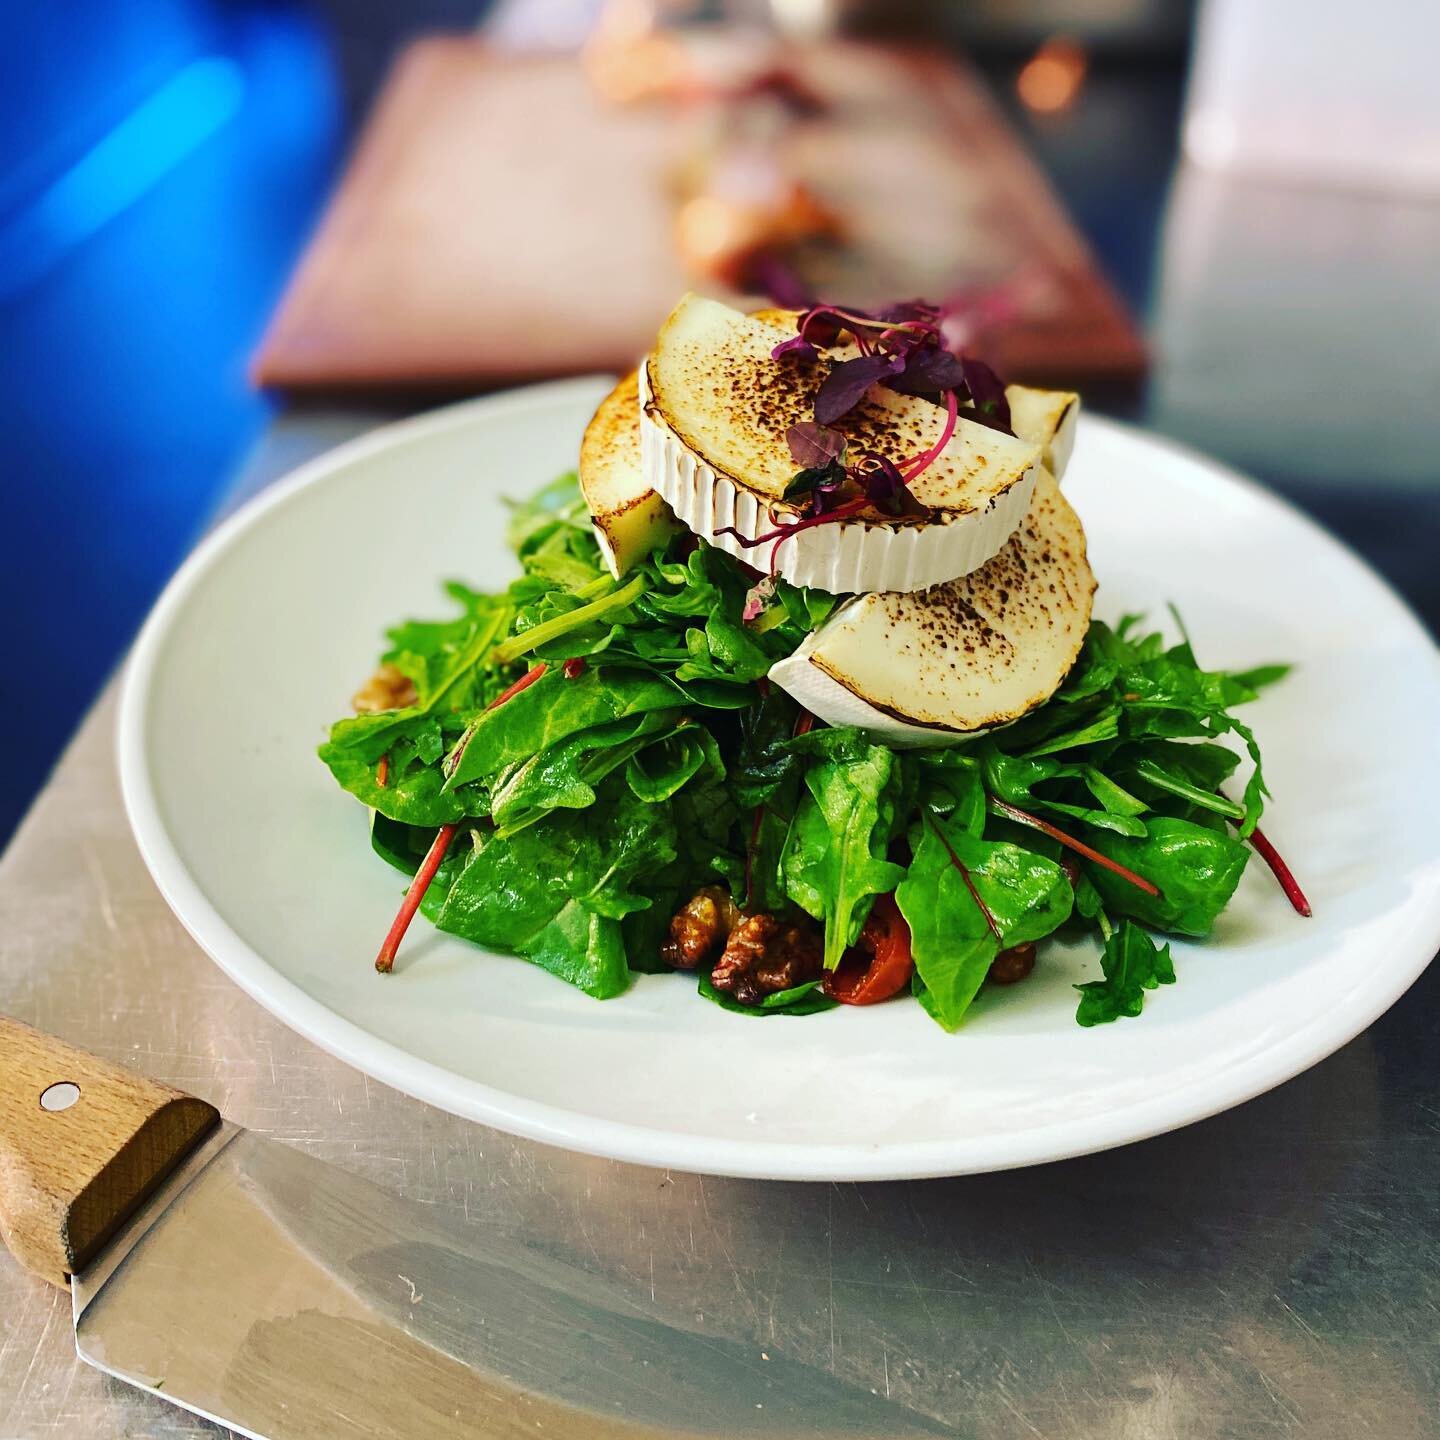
[0,1016,220,1287]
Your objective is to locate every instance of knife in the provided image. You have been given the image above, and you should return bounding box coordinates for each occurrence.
[0,1016,954,1439]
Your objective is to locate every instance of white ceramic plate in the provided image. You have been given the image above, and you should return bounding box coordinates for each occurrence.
[119,377,1440,1181]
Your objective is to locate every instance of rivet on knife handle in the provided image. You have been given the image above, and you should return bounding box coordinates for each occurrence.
[0,1015,219,1288]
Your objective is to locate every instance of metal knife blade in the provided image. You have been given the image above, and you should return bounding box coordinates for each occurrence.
[71,1123,955,1439]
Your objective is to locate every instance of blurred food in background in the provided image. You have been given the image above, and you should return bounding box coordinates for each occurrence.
[255,4,1146,392]
[1015,35,1088,115]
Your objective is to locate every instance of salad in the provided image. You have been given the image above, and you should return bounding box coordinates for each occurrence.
[319,295,1308,1030]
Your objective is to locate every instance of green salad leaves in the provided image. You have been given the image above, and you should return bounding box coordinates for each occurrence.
[320,474,1297,1030]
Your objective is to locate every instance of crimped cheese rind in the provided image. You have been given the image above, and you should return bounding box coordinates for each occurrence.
[641,408,1040,596]
[641,296,1043,594]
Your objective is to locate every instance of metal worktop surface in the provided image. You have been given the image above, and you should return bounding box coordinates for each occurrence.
[1,401,1438,1440]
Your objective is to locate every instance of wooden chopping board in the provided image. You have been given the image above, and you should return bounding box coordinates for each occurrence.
[254,36,1145,391]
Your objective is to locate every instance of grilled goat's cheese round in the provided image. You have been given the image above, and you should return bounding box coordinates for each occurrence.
[578,372,680,578]
[768,471,1095,744]
[641,295,1043,594]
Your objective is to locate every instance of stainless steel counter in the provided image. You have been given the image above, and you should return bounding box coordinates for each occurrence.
[1,404,1437,1439]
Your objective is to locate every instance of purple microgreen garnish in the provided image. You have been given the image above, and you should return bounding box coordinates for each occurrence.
[771,332,819,363]
[782,460,847,502]
[746,292,1021,571]
[713,525,774,550]
[852,452,903,503]
[875,299,943,325]
[900,387,960,483]
[715,493,870,574]
[883,341,969,398]
[810,471,863,514]
[959,356,1013,434]
[798,310,844,348]
[786,420,847,468]
[851,453,926,519]
[814,352,903,424]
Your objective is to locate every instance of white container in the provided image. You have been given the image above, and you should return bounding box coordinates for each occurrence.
[638,363,1039,594]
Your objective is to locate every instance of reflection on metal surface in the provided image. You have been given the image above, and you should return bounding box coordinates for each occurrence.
[74,1130,952,1439]
[1150,164,1440,487]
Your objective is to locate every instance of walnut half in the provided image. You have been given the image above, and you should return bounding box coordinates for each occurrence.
[710,912,823,1006]
[352,662,418,714]
[660,886,741,970]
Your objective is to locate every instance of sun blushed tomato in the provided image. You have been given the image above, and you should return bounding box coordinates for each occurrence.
[823,893,914,1005]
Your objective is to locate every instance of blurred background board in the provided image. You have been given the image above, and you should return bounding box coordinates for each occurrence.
[253,37,1145,390]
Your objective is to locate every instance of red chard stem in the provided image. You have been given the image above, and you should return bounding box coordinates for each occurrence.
[443,660,550,779]
[375,824,457,973]
[486,660,549,710]
[1246,823,1312,917]
[925,812,1003,942]
[986,796,1161,897]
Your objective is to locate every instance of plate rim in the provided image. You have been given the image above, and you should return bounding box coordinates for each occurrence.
[117,378,1440,1181]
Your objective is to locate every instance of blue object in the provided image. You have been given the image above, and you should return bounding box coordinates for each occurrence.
[0,1,340,844]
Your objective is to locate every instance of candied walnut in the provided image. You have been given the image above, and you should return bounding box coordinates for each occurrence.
[988,942,1036,985]
[660,886,740,970]
[352,662,418,713]
[711,912,823,1006]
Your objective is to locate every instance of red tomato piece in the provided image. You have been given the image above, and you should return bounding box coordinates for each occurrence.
[823,893,914,1005]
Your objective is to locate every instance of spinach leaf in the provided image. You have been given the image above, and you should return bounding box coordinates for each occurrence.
[487,709,685,833]
[782,735,908,969]
[895,815,1072,1031]
[1118,738,1239,793]
[445,666,683,789]
[383,586,514,707]
[671,780,744,893]
[430,780,676,997]
[1226,662,1291,692]
[980,744,1148,839]
[913,749,986,832]
[618,776,745,974]
[746,804,796,913]
[1083,817,1249,935]
[675,612,774,684]
[319,597,511,767]
[321,747,482,826]
[370,812,432,874]
[493,574,647,667]
[729,689,808,911]
[505,470,591,558]
[625,724,725,803]
[1022,709,1122,756]
[1075,920,1176,1025]
[731,686,804,809]
[1112,640,1270,834]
